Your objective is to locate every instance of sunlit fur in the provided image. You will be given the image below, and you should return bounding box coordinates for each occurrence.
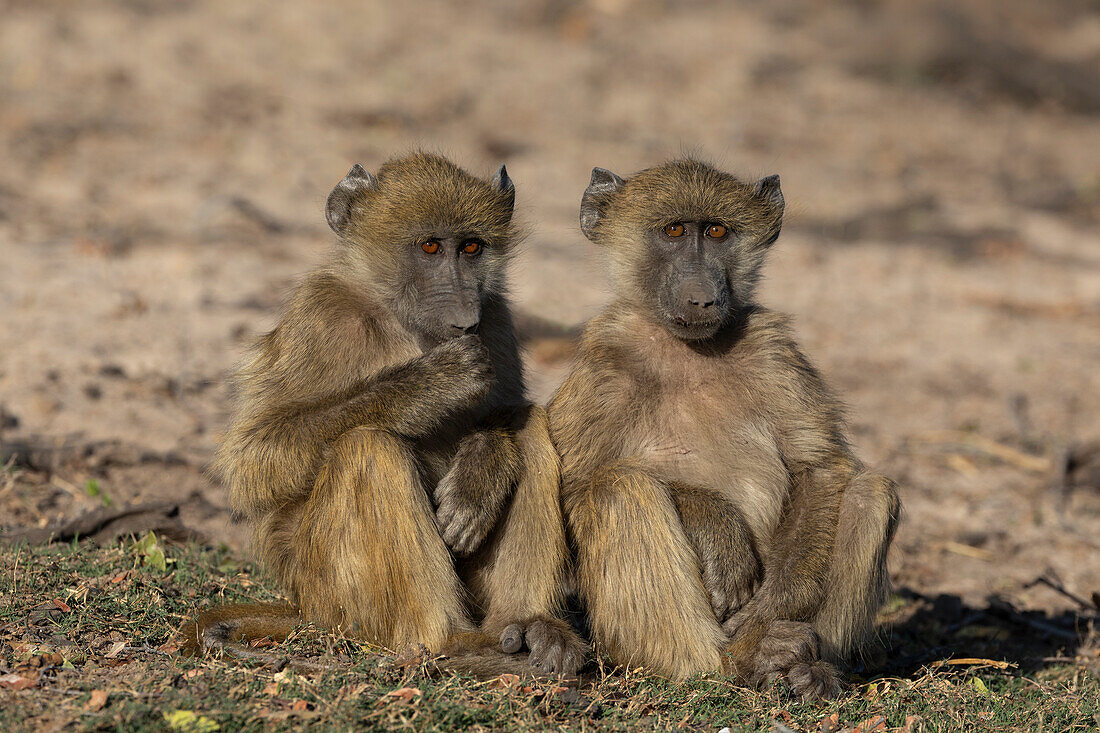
[201,153,584,676]
[550,158,899,699]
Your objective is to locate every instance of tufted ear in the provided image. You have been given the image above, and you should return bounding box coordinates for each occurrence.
[326,164,377,234]
[579,167,625,242]
[754,174,785,246]
[490,164,515,217]
[754,174,784,212]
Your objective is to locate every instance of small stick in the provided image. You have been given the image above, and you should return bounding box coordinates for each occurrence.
[929,658,1015,670]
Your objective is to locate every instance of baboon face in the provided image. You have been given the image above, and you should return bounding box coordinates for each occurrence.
[326,154,517,342]
[640,219,734,340]
[579,160,785,341]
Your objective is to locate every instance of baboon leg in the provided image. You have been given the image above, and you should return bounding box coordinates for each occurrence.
[289,426,470,650]
[464,407,587,674]
[568,463,727,679]
[813,472,900,664]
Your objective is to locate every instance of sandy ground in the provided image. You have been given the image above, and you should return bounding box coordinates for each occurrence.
[1,0,1099,628]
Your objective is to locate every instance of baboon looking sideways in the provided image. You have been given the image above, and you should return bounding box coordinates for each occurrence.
[548,159,899,698]
[205,153,584,676]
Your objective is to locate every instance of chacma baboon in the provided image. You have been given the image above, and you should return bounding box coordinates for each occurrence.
[548,159,899,698]
[187,153,585,677]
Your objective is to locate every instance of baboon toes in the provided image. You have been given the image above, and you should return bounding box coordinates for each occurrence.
[786,660,843,700]
[744,620,842,699]
[499,616,588,677]
[500,623,524,654]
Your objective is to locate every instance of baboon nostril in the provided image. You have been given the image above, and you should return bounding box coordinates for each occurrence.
[451,322,479,334]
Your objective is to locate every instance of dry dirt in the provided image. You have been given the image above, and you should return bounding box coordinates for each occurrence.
[1,0,1098,644]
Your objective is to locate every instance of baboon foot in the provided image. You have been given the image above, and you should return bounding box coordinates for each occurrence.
[500,616,588,677]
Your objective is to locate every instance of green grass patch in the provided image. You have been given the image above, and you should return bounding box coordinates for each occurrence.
[1,539,1097,731]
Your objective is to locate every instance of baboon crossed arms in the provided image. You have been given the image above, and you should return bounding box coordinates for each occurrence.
[548,159,900,698]
[194,153,585,677]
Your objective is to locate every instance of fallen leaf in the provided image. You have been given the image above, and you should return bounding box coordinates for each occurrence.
[291,700,310,711]
[163,710,220,732]
[972,677,989,695]
[854,715,886,733]
[105,641,127,658]
[262,682,281,696]
[383,687,422,704]
[0,673,37,691]
[903,715,923,732]
[273,669,293,683]
[489,673,522,690]
[84,689,108,712]
[820,712,840,732]
[183,669,205,679]
[51,598,72,613]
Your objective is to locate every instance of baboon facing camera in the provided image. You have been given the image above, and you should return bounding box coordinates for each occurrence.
[190,153,585,677]
[549,159,900,698]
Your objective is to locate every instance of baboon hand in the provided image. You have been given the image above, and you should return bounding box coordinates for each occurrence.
[500,616,588,677]
[726,617,841,701]
[435,464,497,557]
[699,543,761,624]
[429,334,495,406]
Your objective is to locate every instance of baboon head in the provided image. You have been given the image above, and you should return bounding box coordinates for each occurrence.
[326,152,518,342]
[579,159,784,341]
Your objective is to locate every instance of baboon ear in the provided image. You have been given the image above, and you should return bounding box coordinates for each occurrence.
[326,164,377,234]
[754,174,784,246]
[491,164,515,216]
[580,167,625,241]
[754,174,784,212]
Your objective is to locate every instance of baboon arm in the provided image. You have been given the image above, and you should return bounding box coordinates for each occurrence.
[725,456,852,664]
[739,337,855,624]
[436,413,523,556]
[548,359,633,502]
[272,342,489,444]
[670,483,762,623]
[225,338,491,515]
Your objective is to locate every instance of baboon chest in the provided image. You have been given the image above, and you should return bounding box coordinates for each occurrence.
[630,358,788,534]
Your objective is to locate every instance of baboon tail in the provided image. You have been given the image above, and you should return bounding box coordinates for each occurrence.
[177,602,302,658]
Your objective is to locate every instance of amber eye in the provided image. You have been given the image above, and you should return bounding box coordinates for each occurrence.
[706,224,728,239]
[462,240,482,255]
[664,223,685,238]
[421,240,440,254]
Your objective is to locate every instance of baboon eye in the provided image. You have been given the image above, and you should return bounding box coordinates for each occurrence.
[421,240,440,254]
[462,240,482,255]
[664,223,685,238]
[706,224,728,239]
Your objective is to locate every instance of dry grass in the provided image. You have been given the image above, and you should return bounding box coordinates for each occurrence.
[1,539,1097,732]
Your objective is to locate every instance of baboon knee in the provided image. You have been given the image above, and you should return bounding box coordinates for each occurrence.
[846,472,900,542]
[513,405,560,498]
[571,463,667,537]
[323,426,419,503]
[817,472,899,663]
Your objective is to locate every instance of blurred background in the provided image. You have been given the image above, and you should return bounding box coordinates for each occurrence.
[1,0,1098,627]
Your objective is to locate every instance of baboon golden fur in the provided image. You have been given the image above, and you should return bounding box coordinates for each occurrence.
[549,159,899,698]
[197,153,584,676]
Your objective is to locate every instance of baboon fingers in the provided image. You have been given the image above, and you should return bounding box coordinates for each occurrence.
[500,624,524,654]
[439,507,492,557]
